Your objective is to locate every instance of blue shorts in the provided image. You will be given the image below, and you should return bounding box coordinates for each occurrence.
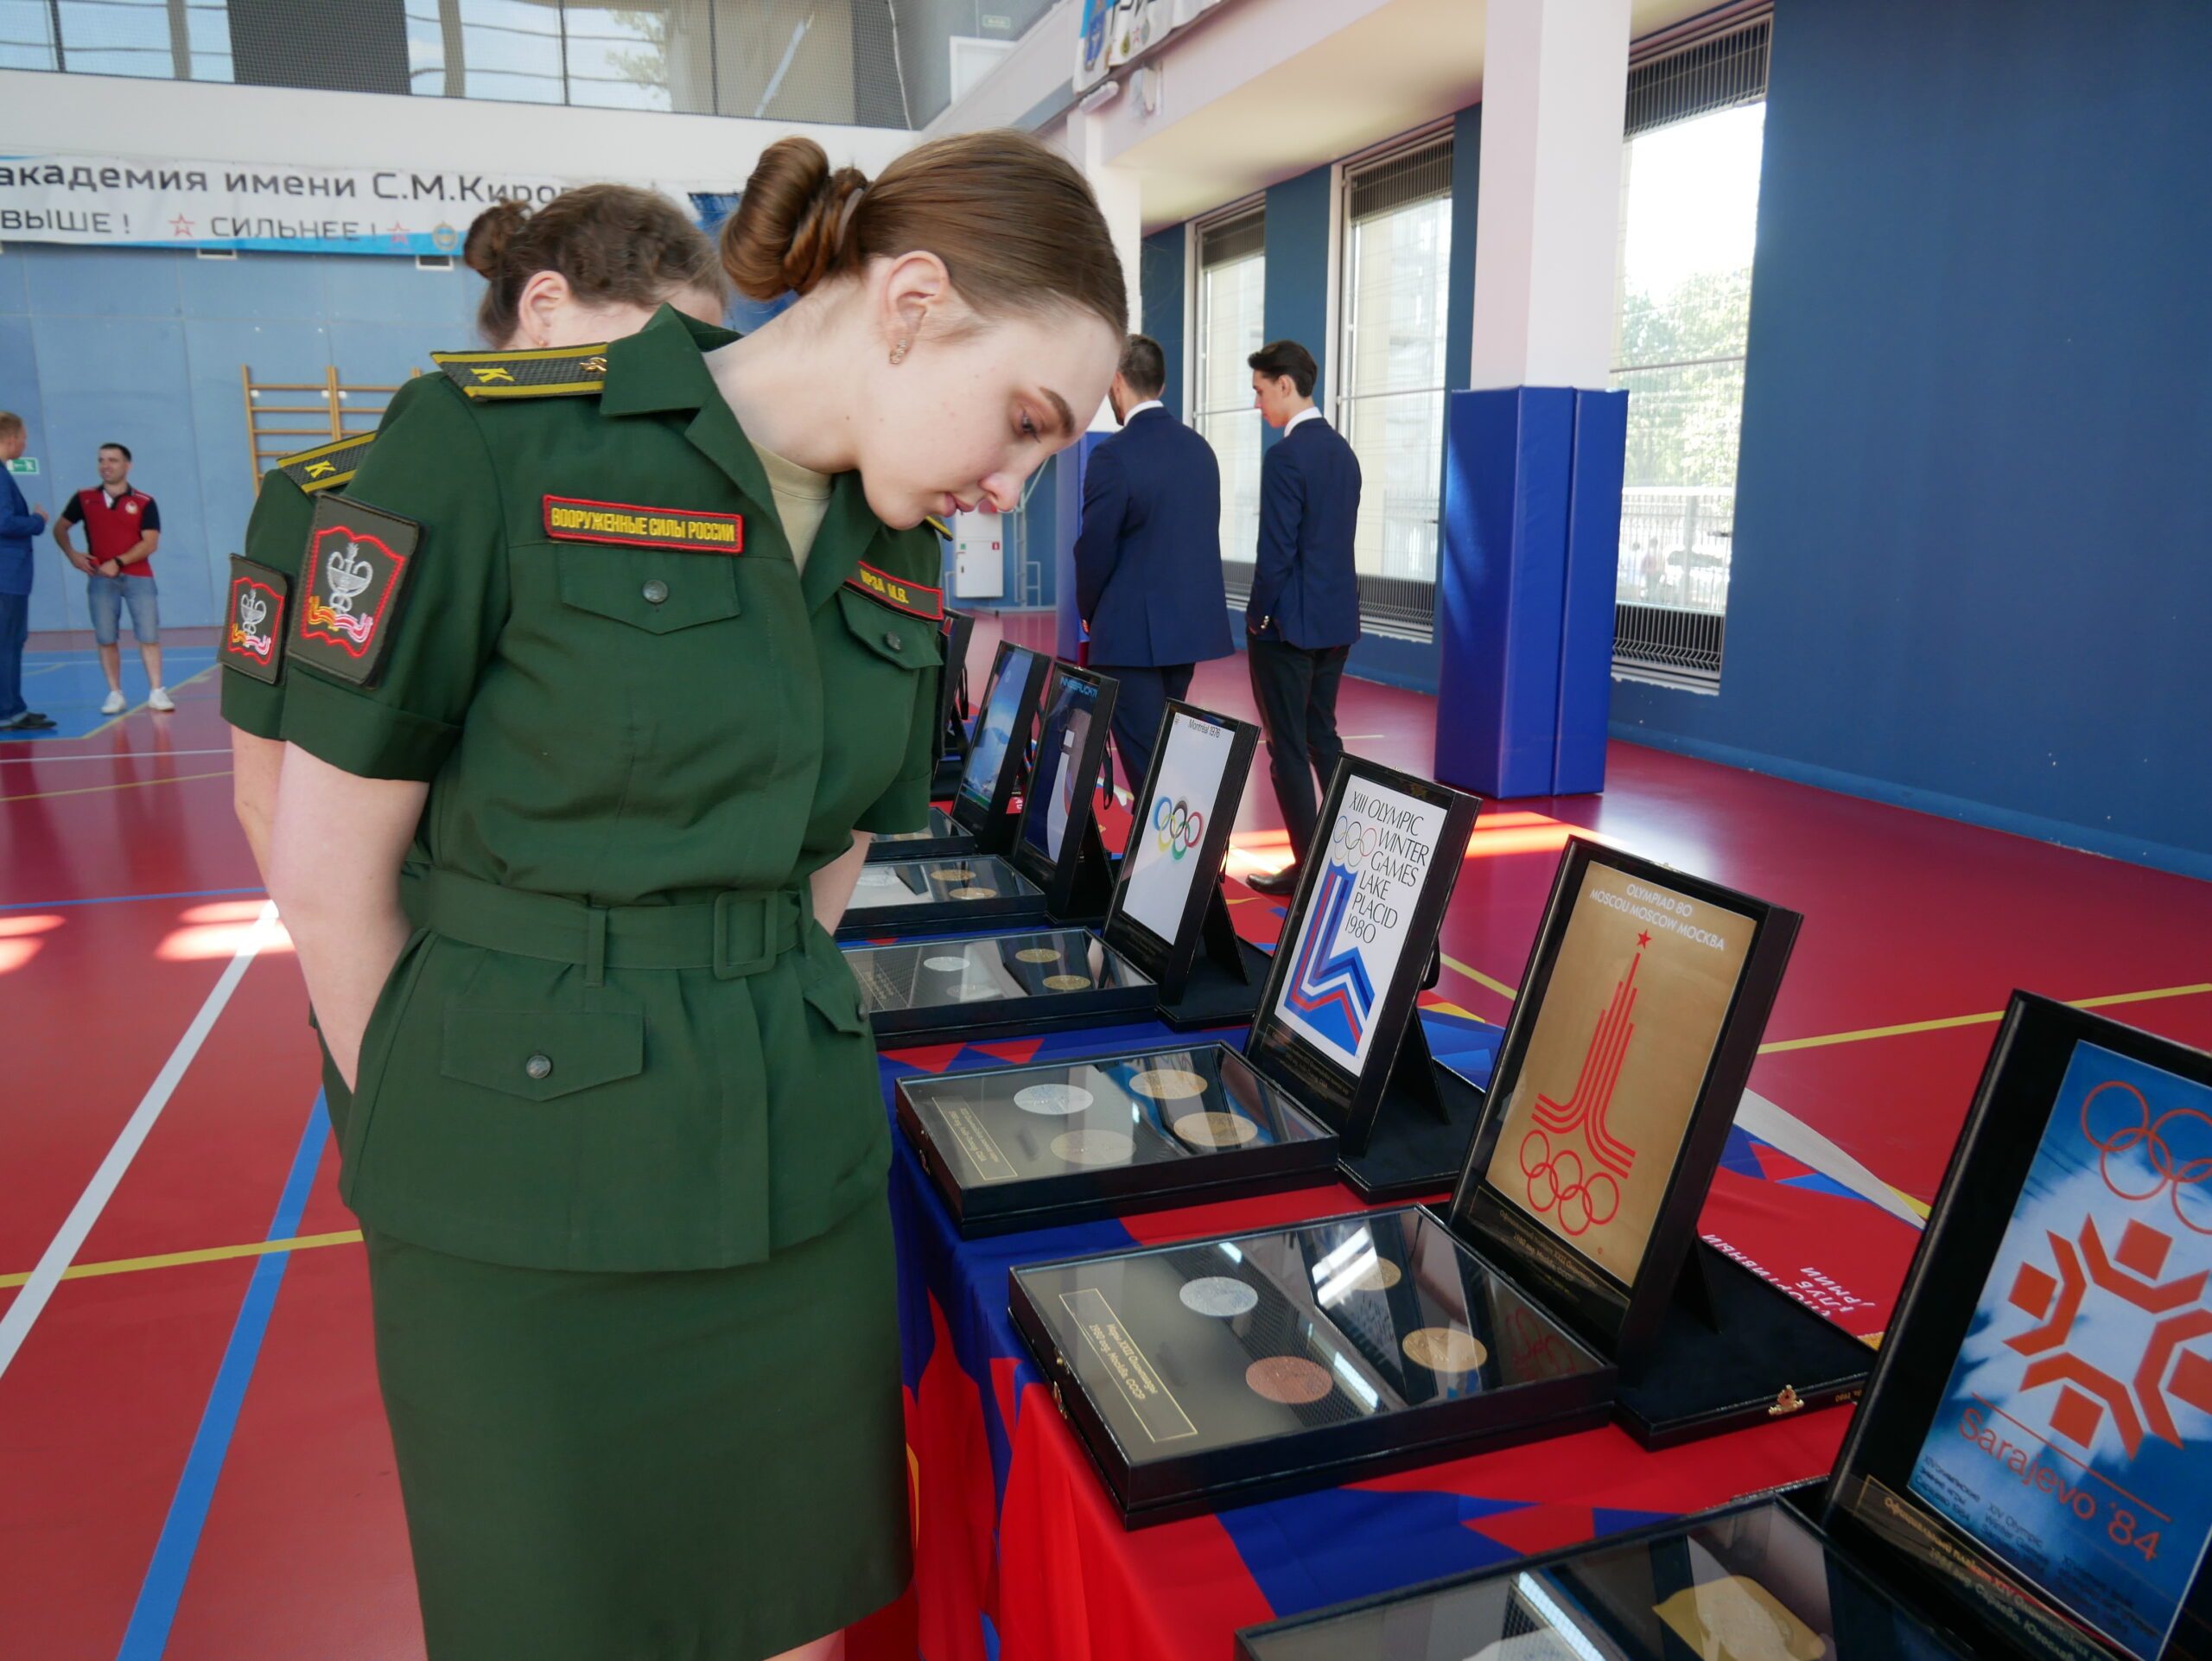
[87,574,159,646]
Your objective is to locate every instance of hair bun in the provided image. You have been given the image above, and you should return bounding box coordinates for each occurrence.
[462,200,531,278]
[722,137,870,302]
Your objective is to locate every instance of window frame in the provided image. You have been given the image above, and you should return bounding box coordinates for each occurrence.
[1332,122,1456,642]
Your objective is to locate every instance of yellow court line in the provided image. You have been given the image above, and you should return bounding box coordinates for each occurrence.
[1758,982,2212,1054]
[0,767,232,805]
[1440,951,1520,1004]
[1438,951,2209,1056]
[0,1228,362,1290]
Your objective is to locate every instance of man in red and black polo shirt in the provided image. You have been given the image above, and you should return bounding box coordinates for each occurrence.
[55,442,168,714]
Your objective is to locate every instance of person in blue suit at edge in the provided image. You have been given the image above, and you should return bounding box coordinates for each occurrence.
[0,410,56,732]
[1073,333,1233,794]
[1242,339,1361,897]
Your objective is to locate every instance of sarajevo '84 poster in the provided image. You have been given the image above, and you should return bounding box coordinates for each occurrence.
[1484,862,1756,1286]
[1908,1042,2212,1661]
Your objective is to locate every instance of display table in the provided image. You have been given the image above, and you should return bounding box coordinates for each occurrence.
[878,1004,1878,1661]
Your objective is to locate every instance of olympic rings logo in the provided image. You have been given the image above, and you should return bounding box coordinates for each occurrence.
[1153,795,1205,860]
[1328,815,1382,871]
[1518,1130,1621,1237]
[2082,1078,2212,1236]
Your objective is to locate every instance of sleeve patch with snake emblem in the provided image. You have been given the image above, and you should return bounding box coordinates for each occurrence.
[220,557,290,684]
[291,495,421,687]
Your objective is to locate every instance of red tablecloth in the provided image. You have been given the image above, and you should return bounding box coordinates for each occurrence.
[873,1007,1908,1660]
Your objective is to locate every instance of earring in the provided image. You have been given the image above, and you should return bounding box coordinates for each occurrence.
[889,339,910,365]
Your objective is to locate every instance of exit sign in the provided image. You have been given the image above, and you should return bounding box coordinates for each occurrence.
[3,457,35,474]
[982,13,1012,29]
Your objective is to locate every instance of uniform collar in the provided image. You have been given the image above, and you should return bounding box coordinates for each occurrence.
[601,305,884,612]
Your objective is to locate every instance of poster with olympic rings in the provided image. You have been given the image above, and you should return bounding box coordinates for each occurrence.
[1482,862,1754,1286]
[1119,711,1237,945]
[1905,1041,2212,1661]
[1270,779,1450,1073]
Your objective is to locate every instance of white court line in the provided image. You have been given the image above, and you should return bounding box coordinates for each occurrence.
[0,748,236,764]
[1735,1088,1927,1228]
[0,901,281,1383]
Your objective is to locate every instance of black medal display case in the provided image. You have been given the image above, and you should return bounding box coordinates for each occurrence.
[851,926,1158,1043]
[836,646,1065,939]
[1008,1204,1615,1527]
[896,1042,1338,1236]
[1236,1492,1974,1660]
[1444,836,1866,1447]
[868,804,974,862]
[855,703,1265,1046]
[924,608,976,802]
[893,754,1482,1235]
[1241,998,2212,1661]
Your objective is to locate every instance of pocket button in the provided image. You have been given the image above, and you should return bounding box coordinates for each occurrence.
[641,579,669,605]
[524,1052,554,1081]
[883,630,902,651]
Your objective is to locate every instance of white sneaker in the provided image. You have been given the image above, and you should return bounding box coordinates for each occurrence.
[100,689,126,716]
[147,686,175,713]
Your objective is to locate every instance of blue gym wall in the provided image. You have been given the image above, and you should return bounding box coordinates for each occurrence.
[1135,1,2204,873]
[1610,0,2211,875]
[0,245,475,633]
[1140,226,1185,421]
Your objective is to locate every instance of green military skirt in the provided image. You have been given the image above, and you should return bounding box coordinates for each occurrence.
[364,1195,912,1661]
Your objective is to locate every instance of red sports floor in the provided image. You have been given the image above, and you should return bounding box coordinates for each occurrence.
[3,617,2208,1658]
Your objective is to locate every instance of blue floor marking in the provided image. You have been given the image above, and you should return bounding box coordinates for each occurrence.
[1,887,264,912]
[7,648,218,741]
[114,1091,329,1661]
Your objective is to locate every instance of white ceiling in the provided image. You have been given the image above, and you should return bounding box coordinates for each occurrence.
[1113,0,1726,232]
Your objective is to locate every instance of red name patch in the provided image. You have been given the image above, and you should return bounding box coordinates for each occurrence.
[543,496,744,553]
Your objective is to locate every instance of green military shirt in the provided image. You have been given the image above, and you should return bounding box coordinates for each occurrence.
[219,381,438,736]
[279,306,942,1273]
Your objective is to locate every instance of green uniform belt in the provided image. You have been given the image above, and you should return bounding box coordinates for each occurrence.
[404,866,808,983]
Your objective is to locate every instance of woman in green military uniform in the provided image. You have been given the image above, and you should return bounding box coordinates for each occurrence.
[264,131,1124,1661]
[224,187,725,878]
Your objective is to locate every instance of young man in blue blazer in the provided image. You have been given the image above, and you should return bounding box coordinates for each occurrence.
[0,411,55,732]
[1243,340,1361,895]
[1074,334,1233,792]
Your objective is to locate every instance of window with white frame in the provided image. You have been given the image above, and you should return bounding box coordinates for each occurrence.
[1609,17,1770,688]
[1192,206,1266,607]
[1337,133,1453,639]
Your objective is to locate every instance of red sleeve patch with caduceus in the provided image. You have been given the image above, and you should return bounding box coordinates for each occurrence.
[221,556,289,684]
[292,496,421,688]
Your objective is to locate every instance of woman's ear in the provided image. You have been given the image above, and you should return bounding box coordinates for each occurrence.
[876,251,951,359]
[513,269,575,349]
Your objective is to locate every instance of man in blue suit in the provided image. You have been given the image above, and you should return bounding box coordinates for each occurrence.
[1243,340,1361,895]
[0,411,55,731]
[1074,334,1233,791]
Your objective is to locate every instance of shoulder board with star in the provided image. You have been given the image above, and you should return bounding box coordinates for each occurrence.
[430,342,611,399]
[276,431,376,494]
[924,515,951,540]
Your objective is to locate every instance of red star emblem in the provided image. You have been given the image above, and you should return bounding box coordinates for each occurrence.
[168,213,194,237]
[1637,931,1652,948]
[388,223,410,248]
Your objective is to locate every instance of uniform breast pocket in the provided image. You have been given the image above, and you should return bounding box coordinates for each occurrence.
[834,586,943,676]
[556,544,742,635]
